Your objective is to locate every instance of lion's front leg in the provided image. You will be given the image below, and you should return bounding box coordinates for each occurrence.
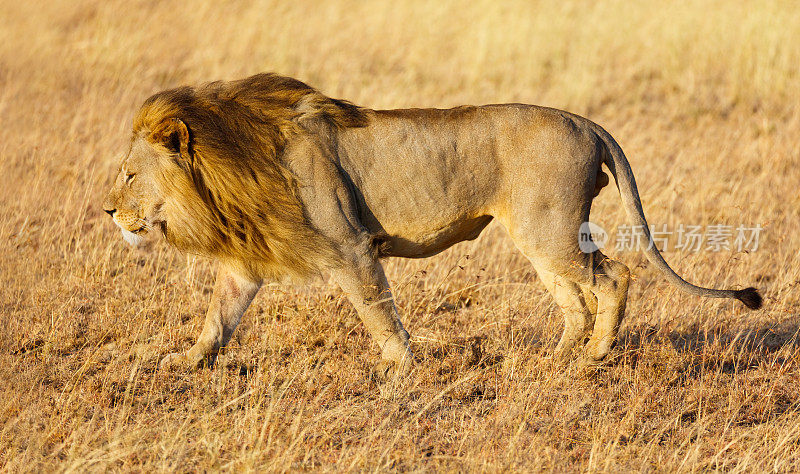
[330,257,413,382]
[160,264,261,371]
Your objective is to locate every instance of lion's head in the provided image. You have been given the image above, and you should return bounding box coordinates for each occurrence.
[103,132,170,247]
[103,73,367,279]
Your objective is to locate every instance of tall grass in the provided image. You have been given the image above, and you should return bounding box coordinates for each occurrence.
[1,0,799,471]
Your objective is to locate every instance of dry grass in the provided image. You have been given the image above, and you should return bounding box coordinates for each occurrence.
[1,0,800,471]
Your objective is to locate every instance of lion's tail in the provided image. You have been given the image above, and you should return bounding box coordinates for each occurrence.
[590,122,762,310]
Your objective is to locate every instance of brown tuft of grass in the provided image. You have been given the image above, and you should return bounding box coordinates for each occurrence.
[1,1,799,471]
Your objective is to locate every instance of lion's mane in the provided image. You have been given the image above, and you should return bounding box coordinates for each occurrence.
[132,73,368,279]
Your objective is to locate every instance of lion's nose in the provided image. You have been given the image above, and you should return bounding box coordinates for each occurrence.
[104,208,116,217]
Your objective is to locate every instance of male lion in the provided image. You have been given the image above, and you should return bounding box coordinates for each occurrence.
[103,73,762,378]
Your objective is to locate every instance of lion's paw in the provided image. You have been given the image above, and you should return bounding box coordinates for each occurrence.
[159,352,193,372]
[576,352,617,373]
[370,360,397,383]
[371,359,414,399]
[551,348,577,367]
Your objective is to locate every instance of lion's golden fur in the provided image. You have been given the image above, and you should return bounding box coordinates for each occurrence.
[132,73,367,279]
[105,72,760,375]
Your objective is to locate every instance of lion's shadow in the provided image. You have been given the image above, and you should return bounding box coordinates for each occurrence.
[618,317,800,375]
[503,316,800,377]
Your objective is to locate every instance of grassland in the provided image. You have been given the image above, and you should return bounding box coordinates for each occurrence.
[1,0,799,471]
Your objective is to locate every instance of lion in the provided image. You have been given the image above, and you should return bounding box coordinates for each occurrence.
[102,73,762,379]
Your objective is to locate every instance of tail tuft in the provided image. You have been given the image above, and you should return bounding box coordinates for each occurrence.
[735,287,763,310]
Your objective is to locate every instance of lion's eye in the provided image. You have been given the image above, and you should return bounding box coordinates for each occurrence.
[125,173,136,184]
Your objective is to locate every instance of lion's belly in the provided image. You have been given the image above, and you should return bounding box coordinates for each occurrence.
[354,176,496,258]
[378,214,494,258]
[336,107,506,258]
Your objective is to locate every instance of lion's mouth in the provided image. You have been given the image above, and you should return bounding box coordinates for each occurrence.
[118,226,145,247]
[112,218,150,248]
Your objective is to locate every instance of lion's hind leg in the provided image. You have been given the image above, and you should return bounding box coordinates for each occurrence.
[581,286,598,331]
[535,251,630,365]
[578,251,630,364]
[510,233,628,365]
[533,266,595,363]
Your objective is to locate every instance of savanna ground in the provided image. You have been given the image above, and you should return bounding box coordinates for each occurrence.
[1,1,799,471]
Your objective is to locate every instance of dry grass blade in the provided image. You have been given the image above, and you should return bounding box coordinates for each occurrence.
[1,0,799,471]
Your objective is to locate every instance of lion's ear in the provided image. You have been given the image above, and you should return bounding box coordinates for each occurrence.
[151,118,192,167]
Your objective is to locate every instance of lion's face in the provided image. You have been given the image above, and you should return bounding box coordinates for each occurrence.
[103,137,170,247]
